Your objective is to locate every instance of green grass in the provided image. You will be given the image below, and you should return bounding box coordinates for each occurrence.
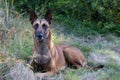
[1,15,120,80]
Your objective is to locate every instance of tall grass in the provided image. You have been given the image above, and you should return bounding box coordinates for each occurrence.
[0,0,33,60]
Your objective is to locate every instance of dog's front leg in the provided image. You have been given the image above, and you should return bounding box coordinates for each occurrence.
[50,56,58,75]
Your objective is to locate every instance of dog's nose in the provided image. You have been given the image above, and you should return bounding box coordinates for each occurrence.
[36,31,43,38]
[37,33,43,38]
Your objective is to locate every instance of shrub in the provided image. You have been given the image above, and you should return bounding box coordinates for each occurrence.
[3,0,120,34]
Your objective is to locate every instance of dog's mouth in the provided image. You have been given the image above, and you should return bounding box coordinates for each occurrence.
[38,37,44,42]
[35,35,45,42]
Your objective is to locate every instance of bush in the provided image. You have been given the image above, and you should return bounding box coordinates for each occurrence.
[4,0,120,34]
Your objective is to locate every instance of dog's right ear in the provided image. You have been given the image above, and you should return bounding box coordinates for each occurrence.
[29,10,37,24]
[44,9,52,24]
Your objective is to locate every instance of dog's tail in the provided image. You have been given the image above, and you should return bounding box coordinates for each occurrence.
[84,63,104,71]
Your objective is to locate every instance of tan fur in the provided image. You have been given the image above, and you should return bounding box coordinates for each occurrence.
[29,10,87,77]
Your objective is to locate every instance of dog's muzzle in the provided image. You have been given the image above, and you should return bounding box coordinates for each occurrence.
[35,31,45,42]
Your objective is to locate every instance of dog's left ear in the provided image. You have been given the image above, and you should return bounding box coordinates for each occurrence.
[44,9,52,24]
[29,10,37,24]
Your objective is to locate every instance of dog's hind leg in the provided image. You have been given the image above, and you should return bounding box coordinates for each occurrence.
[63,46,87,68]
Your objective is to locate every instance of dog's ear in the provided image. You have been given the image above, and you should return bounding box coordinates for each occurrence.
[29,10,37,24]
[44,9,52,24]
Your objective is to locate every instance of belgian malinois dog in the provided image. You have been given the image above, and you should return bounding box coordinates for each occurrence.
[29,9,87,77]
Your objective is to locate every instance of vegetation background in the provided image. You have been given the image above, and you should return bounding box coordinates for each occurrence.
[8,0,120,34]
[0,0,120,80]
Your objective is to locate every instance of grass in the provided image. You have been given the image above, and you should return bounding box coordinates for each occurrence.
[0,1,120,80]
[51,21,120,80]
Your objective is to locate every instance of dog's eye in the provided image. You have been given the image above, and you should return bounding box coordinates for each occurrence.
[42,24,47,30]
[34,24,39,30]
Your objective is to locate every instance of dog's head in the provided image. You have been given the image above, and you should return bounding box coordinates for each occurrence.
[29,9,52,42]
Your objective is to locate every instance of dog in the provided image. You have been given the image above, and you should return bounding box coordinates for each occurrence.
[29,9,87,77]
